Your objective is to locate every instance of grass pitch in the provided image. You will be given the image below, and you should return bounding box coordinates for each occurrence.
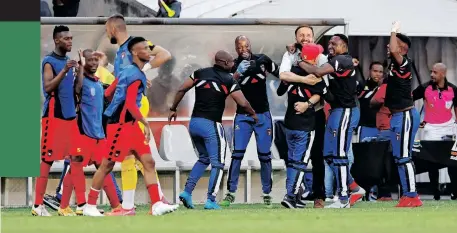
[2,201,457,233]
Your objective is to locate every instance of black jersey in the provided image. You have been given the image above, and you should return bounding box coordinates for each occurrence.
[385,55,414,110]
[327,54,357,108]
[232,54,279,114]
[358,79,381,127]
[277,66,326,131]
[190,65,241,122]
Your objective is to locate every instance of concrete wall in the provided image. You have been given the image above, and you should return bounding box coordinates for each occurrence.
[42,0,156,17]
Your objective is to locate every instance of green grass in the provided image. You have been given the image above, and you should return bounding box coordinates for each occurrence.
[2,201,457,233]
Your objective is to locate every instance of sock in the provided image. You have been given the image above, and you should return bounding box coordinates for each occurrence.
[59,172,74,209]
[70,162,86,205]
[147,184,161,205]
[122,190,135,209]
[103,174,121,208]
[88,188,100,205]
[349,180,359,191]
[121,157,137,209]
[34,161,52,206]
[55,159,70,198]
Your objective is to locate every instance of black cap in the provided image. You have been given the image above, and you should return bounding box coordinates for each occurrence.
[333,34,349,46]
[396,33,411,48]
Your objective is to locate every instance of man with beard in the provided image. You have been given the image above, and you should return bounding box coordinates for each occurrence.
[385,21,422,207]
[281,34,366,208]
[412,63,457,201]
[278,24,328,208]
[221,35,279,208]
[277,44,328,208]
[103,14,173,215]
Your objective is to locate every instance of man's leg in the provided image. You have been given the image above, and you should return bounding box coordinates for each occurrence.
[55,159,70,200]
[120,155,137,210]
[180,136,210,209]
[282,129,314,209]
[324,160,335,200]
[310,109,326,207]
[358,126,380,142]
[390,109,422,207]
[448,167,457,200]
[254,112,273,205]
[84,158,116,216]
[221,114,253,206]
[135,151,177,216]
[110,172,123,203]
[204,122,227,210]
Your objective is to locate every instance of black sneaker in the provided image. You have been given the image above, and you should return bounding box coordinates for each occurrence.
[451,193,457,200]
[281,195,297,209]
[296,195,307,208]
[43,194,60,211]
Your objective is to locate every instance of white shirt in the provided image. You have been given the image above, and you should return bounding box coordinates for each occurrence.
[279,50,329,110]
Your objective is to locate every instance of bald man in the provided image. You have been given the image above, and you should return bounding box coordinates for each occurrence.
[413,62,457,200]
[104,14,172,215]
[169,50,258,210]
[222,35,279,208]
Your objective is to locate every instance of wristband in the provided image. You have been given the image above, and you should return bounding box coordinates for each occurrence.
[142,63,152,72]
[307,100,314,109]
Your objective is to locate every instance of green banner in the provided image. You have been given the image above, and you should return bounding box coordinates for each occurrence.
[0,21,40,177]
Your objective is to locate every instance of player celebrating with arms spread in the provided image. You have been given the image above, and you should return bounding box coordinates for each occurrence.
[83,37,178,216]
[386,21,422,207]
[104,14,172,215]
[170,50,257,210]
[222,35,279,207]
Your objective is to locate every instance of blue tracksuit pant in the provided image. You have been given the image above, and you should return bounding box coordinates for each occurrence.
[184,117,227,201]
[227,112,273,194]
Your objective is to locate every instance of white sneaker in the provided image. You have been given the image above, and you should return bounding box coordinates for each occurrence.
[325,197,334,202]
[83,205,104,217]
[325,200,350,208]
[31,205,52,216]
[151,201,177,216]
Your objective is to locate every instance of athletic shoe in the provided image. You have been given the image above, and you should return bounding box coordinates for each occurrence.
[395,196,423,208]
[105,207,136,216]
[43,194,60,211]
[83,205,104,217]
[220,193,235,207]
[204,200,221,210]
[281,195,296,209]
[76,204,107,216]
[262,194,273,208]
[31,205,52,216]
[349,187,366,206]
[151,201,177,216]
[325,199,350,208]
[451,193,457,200]
[314,199,325,208]
[179,191,195,209]
[58,207,76,216]
[296,195,307,208]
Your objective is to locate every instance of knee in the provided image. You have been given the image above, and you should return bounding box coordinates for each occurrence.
[210,159,224,169]
[100,159,115,174]
[141,156,156,172]
[258,151,271,163]
[232,150,246,159]
[198,157,210,165]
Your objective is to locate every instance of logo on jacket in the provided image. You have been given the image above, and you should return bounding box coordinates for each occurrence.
[90,87,96,96]
[267,128,271,136]
[235,125,240,130]
[121,52,125,59]
[260,64,266,73]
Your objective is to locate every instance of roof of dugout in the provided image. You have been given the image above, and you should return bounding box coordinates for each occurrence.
[154,0,457,37]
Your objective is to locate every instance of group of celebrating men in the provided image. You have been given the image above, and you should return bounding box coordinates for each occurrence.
[36,14,426,217]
